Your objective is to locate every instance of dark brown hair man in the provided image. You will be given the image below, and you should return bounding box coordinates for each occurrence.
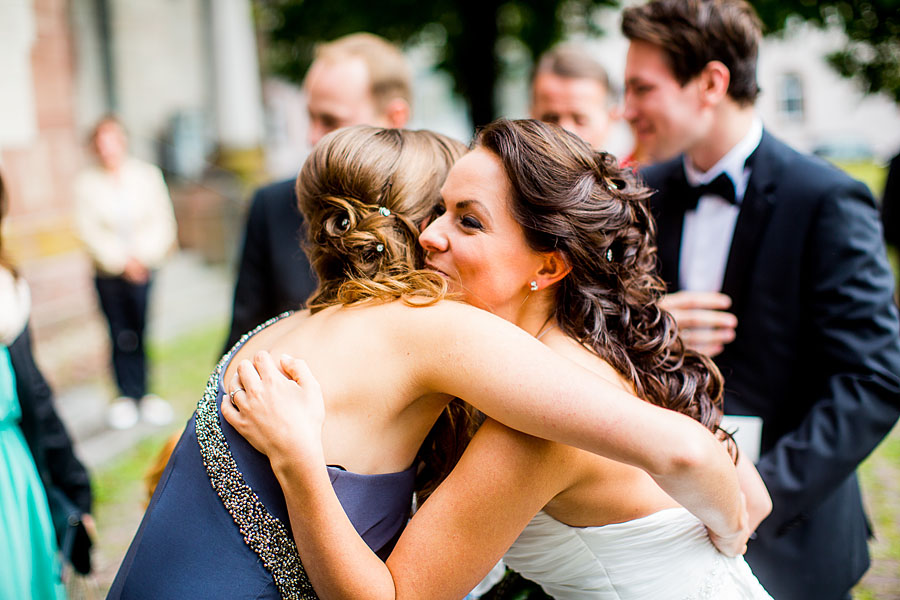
[621,1,900,598]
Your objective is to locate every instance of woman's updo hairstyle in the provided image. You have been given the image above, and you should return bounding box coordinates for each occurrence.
[298,127,477,500]
[474,119,730,450]
[297,126,467,311]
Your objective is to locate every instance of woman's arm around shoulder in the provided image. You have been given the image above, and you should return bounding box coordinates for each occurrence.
[227,358,571,600]
[737,451,772,534]
[392,300,746,546]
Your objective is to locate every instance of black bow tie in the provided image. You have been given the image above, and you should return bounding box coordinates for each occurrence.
[683,172,737,210]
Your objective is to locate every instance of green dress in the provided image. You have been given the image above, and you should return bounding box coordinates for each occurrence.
[0,346,66,599]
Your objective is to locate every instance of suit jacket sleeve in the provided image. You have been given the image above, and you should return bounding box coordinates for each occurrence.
[755,178,900,536]
[882,153,900,247]
[226,188,275,350]
[11,325,93,514]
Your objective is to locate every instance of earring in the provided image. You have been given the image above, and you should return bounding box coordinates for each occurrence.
[529,281,538,292]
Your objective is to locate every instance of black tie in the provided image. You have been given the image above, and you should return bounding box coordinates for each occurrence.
[683,172,737,210]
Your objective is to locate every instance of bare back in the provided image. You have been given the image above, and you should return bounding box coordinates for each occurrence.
[225,302,451,475]
[514,329,681,527]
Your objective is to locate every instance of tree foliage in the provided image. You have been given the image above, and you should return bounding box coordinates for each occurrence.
[752,0,900,103]
[253,0,617,127]
[253,0,900,128]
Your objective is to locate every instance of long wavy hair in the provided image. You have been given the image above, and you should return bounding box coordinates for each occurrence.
[475,119,729,447]
[295,125,479,499]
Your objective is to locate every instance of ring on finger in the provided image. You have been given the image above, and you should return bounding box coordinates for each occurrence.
[230,387,245,409]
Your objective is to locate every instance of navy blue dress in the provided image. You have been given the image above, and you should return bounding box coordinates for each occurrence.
[108,317,416,599]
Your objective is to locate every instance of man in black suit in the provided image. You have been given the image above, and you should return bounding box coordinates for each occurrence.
[225,33,412,348]
[621,2,900,598]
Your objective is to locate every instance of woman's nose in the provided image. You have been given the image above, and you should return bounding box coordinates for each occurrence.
[418,218,448,252]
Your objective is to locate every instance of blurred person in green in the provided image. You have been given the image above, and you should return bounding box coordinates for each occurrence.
[1,168,94,598]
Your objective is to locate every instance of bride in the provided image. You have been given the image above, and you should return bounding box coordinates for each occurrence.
[226,119,774,599]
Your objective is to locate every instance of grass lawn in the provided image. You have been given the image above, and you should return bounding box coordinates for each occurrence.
[855,424,900,598]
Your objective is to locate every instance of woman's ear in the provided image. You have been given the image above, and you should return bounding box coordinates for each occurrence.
[536,251,572,288]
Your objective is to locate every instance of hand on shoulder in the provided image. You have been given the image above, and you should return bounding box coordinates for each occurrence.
[222,351,326,475]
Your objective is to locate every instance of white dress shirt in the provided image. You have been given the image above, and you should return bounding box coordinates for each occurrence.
[679,117,763,292]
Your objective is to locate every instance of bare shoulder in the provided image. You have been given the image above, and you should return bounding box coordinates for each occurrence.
[392,299,542,342]
[225,310,312,380]
[374,298,502,326]
[364,299,531,349]
[541,329,636,398]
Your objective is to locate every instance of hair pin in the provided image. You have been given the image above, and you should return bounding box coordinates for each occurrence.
[379,206,391,217]
[606,248,614,262]
[376,243,385,253]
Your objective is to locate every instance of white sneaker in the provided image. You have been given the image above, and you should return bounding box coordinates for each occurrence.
[140,394,174,426]
[107,397,140,430]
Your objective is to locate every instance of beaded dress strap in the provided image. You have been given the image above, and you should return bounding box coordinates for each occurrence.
[195,312,319,599]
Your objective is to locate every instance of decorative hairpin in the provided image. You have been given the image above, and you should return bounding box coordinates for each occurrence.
[606,248,613,262]
[376,243,385,253]
[379,206,391,217]
[341,218,350,228]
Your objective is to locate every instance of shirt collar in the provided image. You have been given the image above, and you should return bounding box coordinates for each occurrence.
[683,116,762,204]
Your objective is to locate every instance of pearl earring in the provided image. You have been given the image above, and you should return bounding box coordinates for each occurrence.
[530,281,538,292]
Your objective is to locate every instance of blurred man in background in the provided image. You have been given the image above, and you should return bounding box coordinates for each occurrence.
[530,44,617,151]
[225,33,412,348]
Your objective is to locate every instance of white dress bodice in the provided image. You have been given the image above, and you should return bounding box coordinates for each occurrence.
[502,508,773,600]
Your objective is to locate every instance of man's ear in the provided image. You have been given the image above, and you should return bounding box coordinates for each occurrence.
[536,251,572,288]
[697,60,731,106]
[383,98,411,129]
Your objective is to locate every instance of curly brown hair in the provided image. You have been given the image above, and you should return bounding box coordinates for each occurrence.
[475,119,729,445]
[294,125,478,499]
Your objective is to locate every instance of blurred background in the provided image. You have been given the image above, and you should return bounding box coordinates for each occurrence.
[1,0,898,597]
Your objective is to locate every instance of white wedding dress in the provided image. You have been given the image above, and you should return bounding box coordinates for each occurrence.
[502,508,773,600]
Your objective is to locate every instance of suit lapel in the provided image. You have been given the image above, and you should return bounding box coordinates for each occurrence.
[652,166,689,292]
[721,132,780,315]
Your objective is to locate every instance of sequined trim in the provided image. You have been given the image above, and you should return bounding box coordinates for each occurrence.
[195,313,318,599]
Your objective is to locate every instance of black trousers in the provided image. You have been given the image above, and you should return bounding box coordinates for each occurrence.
[94,274,151,400]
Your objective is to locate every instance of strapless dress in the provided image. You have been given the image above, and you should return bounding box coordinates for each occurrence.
[503,507,773,600]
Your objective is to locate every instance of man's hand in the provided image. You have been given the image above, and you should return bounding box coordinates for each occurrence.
[660,291,737,357]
